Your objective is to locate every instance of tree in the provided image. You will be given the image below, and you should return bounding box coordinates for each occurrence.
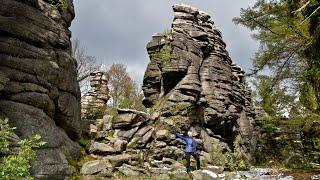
[233,0,320,113]
[234,1,320,166]
[106,63,145,111]
[251,75,297,117]
[72,39,99,95]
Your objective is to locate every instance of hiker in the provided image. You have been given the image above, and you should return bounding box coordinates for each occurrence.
[174,130,200,173]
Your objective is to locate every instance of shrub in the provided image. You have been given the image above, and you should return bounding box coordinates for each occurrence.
[0,118,46,180]
[162,44,172,62]
[161,29,172,36]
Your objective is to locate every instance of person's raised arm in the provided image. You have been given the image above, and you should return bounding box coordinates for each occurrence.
[175,133,187,142]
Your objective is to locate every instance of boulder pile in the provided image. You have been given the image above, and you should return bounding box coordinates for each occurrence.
[81,108,226,178]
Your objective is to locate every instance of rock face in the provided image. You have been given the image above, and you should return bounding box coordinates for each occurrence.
[0,0,81,179]
[81,70,109,119]
[142,3,258,161]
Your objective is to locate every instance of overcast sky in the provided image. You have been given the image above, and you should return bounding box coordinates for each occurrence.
[70,0,258,85]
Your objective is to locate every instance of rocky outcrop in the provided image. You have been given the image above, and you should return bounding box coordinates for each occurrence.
[79,3,260,179]
[81,70,109,119]
[0,0,81,178]
[142,3,258,161]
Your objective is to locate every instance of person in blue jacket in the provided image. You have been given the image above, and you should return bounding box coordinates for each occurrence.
[175,130,200,173]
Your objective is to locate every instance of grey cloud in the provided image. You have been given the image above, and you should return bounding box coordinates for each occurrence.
[71,0,258,84]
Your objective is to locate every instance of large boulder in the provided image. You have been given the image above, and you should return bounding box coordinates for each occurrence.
[0,0,81,178]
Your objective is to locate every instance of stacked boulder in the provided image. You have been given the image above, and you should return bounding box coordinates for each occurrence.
[0,0,81,179]
[81,71,109,119]
[142,4,258,162]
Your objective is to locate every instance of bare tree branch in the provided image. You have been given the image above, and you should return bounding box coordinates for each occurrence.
[72,38,99,95]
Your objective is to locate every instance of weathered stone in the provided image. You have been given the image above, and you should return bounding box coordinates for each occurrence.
[149,167,173,174]
[112,109,148,128]
[156,129,170,140]
[81,160,112,175]
[172,4,199,15]
[192,170,218,180]
[113,139,127,152]
[155,141,167,148]
[205,166,224,174]
[89,124,98,137]
[118,164,140,176]
[81,71,109,119]
[141,3,259,162]
[117,126,139,140]
[0,0,82,178]
[89,142,115,154]
[102,115,113,131]
[103,154,137,167]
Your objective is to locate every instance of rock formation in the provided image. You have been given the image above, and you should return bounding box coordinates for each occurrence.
[142,4,258,161]
[81,71,109,119]
[80,4,259,179]
[0,0,81,179]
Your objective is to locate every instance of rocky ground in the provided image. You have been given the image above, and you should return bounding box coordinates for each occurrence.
[79,108,320,179]
[81,165,320,179]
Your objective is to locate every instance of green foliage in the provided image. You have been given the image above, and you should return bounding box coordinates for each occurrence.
[106,63,146,111]
[151,44,172,63]
[161,29,172,36]
[84,105,106,120]
[107,106,118,117]
[211,142,249,171]
[78,137,90,150]
[0,118,12,152]
[234,0,320,113]
[149,97,167,113]
[169,103,192,112]
[0,118,46,180]
[48,0,69,8]
[255,113,320,168]
[162,44,172,62]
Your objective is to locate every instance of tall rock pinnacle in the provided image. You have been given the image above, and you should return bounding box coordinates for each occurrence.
[0,0,81,178]
[142,3,258,161]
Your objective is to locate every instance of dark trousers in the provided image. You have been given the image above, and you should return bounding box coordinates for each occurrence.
[185,152,200,172]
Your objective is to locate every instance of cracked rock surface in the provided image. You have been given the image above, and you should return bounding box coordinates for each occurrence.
[142,3,259,161]
[0,0,81,179]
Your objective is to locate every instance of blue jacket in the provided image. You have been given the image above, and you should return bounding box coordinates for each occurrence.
[175,133,197,153]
